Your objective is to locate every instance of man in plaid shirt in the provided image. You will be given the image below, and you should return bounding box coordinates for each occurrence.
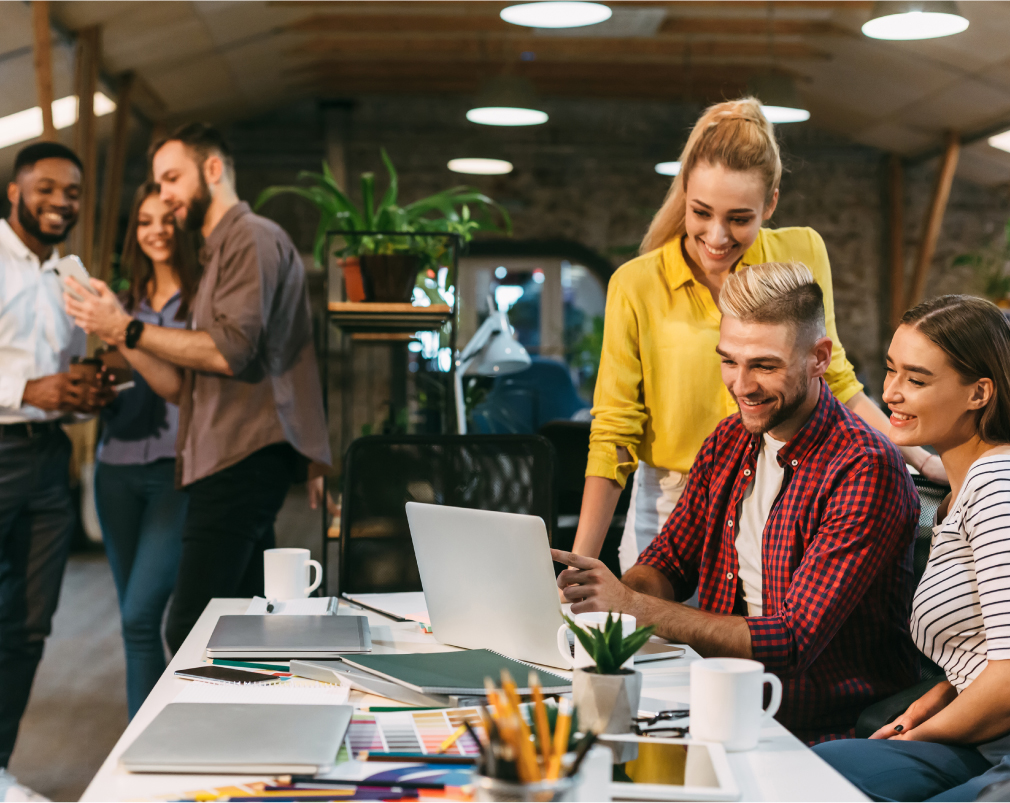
[554,261,919,743]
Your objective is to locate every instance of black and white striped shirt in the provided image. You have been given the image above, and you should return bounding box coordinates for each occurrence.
[912,455,1010,693]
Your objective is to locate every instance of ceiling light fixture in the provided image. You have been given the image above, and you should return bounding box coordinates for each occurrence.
[988,129,1010,154]
[750,75,810,124]
[467,76,548,127]
[500,2,612,29]
[655,161,681,176]
[0,92,117,151]
[862,1,968,40]
[447,158,514,176]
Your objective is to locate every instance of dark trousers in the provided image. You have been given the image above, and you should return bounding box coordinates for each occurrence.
[0,429,74,768]
[165,443,298,654]
[813,738,1002,802]
[95,459,187,718]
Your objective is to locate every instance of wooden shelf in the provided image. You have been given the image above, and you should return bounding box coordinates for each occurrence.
[328,302,452,333]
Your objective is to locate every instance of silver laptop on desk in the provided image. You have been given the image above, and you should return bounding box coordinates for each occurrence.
[405,502,567,669]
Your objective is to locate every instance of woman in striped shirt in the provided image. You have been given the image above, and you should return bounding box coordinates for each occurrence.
[814,295,1010,801]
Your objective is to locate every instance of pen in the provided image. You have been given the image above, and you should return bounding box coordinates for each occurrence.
[339,594,409,623]
[272,779,444,790]
[355,751,476,764]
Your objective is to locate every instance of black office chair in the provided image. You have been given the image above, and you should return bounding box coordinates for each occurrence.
[537,420,630,578]
[854,473,951,737]
[338,434,557,595]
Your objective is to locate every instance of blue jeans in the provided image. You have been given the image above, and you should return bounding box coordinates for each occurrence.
[0,428,74,768]
[95,459,186,718]
[813,738,1010,801]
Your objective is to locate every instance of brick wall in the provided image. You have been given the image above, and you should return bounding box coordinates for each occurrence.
[227,95,1010,407]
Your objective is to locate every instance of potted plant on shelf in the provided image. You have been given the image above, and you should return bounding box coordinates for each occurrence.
[951,218,1010,309]
[564,612,654,762]
[255,148,512,303]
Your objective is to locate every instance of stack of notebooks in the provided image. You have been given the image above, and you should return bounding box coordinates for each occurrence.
[292,649,571,708]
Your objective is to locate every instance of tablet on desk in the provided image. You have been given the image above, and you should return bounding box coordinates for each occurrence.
[601,735,740,801]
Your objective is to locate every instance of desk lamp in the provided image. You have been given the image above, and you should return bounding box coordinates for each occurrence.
[454,296,531,434]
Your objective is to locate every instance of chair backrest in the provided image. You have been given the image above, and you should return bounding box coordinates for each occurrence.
[339,434,557,594]
[912,473,949,582]
[537,420,634,517]
[912,473,951,682]
[470,358,589,434]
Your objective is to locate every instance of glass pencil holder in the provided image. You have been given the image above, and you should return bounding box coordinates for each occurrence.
[470,772,577,802]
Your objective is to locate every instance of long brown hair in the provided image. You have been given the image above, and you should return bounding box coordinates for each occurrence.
[640,97,782,254]
[121,181,200,319]
[901,295,1010,444]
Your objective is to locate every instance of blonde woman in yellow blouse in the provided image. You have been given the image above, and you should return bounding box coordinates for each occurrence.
[575,98,945,570]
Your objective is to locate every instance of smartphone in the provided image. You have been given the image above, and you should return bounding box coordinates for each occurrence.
[173,665,283,685]
[52,255,97,301]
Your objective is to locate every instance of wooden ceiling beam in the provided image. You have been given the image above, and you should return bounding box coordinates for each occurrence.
[31,0,56,141]
[299,78,748,101]
[285,13,846,37]
[272,1,871,13]
[289,37,829,62]
[289,59,771,81]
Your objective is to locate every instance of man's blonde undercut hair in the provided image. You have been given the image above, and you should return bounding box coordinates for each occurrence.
[720,261,826,343]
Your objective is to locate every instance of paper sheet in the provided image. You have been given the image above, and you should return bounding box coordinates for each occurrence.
[174,679,350,705]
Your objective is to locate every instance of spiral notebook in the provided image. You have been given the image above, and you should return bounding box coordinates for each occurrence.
[338,648,571,695]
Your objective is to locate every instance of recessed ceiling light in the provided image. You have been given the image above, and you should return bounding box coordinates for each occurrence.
[448,158,514,176]
[0,92,117,151]
[655,161,681,176]
[501,2,612,29]
[760,105,811,124]
[468,77,549,127]
[466,107,549,127]
[750,76,810,125]
[862,1,968,40]
[988,130,1010,154]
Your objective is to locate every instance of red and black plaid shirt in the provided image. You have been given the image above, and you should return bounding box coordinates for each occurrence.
[638,382,920,743]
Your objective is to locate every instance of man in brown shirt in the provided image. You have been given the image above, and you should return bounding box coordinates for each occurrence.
[66,124,331,652]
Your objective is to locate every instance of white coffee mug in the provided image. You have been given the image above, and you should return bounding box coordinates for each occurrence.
[556,612,636,670]
[263,548,322,600]
[689,658,782,752]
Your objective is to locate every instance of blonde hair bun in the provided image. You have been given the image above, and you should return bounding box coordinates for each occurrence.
[641,97,781,254]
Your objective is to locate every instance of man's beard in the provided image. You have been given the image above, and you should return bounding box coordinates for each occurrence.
[18,197,76,246]
[181,173,212,232]
[736,374,810,435]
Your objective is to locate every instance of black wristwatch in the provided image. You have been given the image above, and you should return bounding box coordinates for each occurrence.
[124,318,145,349]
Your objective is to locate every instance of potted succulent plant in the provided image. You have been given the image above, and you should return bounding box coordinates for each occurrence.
[255,148,511,302]
[564,613,655,763]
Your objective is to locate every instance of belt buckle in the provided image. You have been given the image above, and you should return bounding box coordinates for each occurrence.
[25,423,34,438]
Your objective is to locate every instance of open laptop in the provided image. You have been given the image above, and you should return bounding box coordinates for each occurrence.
[405,502,685,670]
[406,502,569,668]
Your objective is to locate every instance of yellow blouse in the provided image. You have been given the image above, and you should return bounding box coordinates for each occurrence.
[587,226,863,486]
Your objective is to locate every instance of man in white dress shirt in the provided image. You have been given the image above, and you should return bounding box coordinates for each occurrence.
[0,142,107,767]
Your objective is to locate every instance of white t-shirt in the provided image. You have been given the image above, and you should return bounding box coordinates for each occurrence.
[911,453,1010,764]
[735,433,786,616]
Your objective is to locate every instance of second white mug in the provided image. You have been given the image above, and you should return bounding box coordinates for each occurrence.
[689,657,782,752]
[263,548,322,600]
[557,612,636,670]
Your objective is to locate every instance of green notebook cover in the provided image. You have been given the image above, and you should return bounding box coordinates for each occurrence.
[339,649,571,695]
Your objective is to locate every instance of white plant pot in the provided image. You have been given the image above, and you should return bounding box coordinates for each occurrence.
[572,667,642,764]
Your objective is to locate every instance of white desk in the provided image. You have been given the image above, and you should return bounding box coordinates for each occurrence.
[81,599,867,802]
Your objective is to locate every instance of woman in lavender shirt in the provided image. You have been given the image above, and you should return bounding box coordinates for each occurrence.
[94,182,199,718]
